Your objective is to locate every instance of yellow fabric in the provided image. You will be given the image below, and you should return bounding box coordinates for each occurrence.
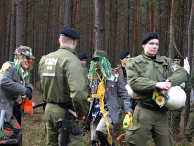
[0,62,11,74]
[152,90,159,100]
[92,74,112,145]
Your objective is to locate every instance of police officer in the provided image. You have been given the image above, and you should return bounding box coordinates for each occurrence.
[78,53,89,85]
[78,53,87,67]
[77,53,89,134]
[38,27,88,146]
[0,46,34,145]
[171,54,191,135]
[125,32,187,146]
[115,50,131,81]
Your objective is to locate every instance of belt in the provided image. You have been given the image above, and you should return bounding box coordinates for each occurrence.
[137,103,167,111]
[49,103,73,109]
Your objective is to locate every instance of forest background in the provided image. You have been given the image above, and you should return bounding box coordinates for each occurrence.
[1,0,194,141]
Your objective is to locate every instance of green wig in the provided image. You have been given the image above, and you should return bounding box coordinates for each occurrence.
[89,57,112,80]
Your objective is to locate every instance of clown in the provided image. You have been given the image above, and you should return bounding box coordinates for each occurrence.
[86,50,132,146]
[0,46,35,145]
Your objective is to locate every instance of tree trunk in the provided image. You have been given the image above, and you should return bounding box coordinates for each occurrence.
[94,0,105,51]
[9,0,16,61]
[16,0,25,48]
[77,0,81,52]
[72,0,77,28]
[185,0,194,128]
[43,0,51,55]
[168,0,177,59]
[111,0,118,67]
[150,0,154,32]
[24,0,28,45]
[64,0,73,27]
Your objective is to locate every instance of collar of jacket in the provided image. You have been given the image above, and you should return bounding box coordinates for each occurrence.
[59,46,77,55]
[116,63,122,68]
[142,52,164,63]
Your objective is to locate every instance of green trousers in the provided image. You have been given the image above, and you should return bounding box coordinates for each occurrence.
[171,107,183,135]
[44,103,82,146]
[125,105,174,146]
[184,104,194,137]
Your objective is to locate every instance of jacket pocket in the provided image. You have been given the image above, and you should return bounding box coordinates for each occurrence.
[132,106,140,124]
[125,125,140,144]
[0,93,6,104]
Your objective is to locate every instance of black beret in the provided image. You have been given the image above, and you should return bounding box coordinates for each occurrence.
[78,53,87,60]
[60,26,80,39]
[119,50,130,59]
[141,32,159,44]
[174,54,181,59]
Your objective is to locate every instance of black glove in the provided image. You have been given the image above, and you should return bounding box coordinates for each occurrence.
[25,87,32,100]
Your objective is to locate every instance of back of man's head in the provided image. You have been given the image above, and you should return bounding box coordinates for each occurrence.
[59,26,80,47]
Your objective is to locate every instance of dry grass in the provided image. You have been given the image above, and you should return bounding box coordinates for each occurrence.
[21,85,194,146]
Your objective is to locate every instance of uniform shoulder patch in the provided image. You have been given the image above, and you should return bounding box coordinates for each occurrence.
[0,62,11,74]
[171,65,177,71]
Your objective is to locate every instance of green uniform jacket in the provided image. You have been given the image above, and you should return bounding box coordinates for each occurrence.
[38,46,88,117]
[83,66,89,86]
[184,73,191,93]
[126,53,187,107]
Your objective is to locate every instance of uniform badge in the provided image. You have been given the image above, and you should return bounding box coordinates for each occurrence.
[139,60,145,69]
[171,65,177,71]
[42,57,58,77]
[0,62,11,75]
[152,90,170,108]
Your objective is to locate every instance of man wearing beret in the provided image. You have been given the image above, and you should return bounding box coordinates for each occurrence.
[125,32,187,146]
[173,54,181,65]
[38,26,88,146]
[115,50,130,82]
[77,53,89,134]
[171,54,191,135]
[78,53,89,85]
[78,53,87,67]
[86,50,132,146]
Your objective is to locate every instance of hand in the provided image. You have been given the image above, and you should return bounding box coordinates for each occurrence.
[155,81,172,90]
[69,109,85,122]
[160,89,169,96]
[127,112,132,117]
[25,87,32,100]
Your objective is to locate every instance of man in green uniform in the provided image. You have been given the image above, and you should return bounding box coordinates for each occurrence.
[171,54,191,135]
[182,70,194,142]
[115,50,131,81]
[38,27,88,146]
[78,53,89,85]
[125,32,187,146]
[77,53,89,134]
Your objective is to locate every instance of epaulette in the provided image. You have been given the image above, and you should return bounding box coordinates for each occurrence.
[0,62,11,75]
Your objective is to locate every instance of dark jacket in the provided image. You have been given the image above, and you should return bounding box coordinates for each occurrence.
[0,62,33,122]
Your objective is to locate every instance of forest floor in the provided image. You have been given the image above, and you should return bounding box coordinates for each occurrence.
[21,84,194,146]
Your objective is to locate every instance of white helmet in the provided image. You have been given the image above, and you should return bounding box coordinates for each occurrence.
[164,86,186,110]
[125,84,133,97]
